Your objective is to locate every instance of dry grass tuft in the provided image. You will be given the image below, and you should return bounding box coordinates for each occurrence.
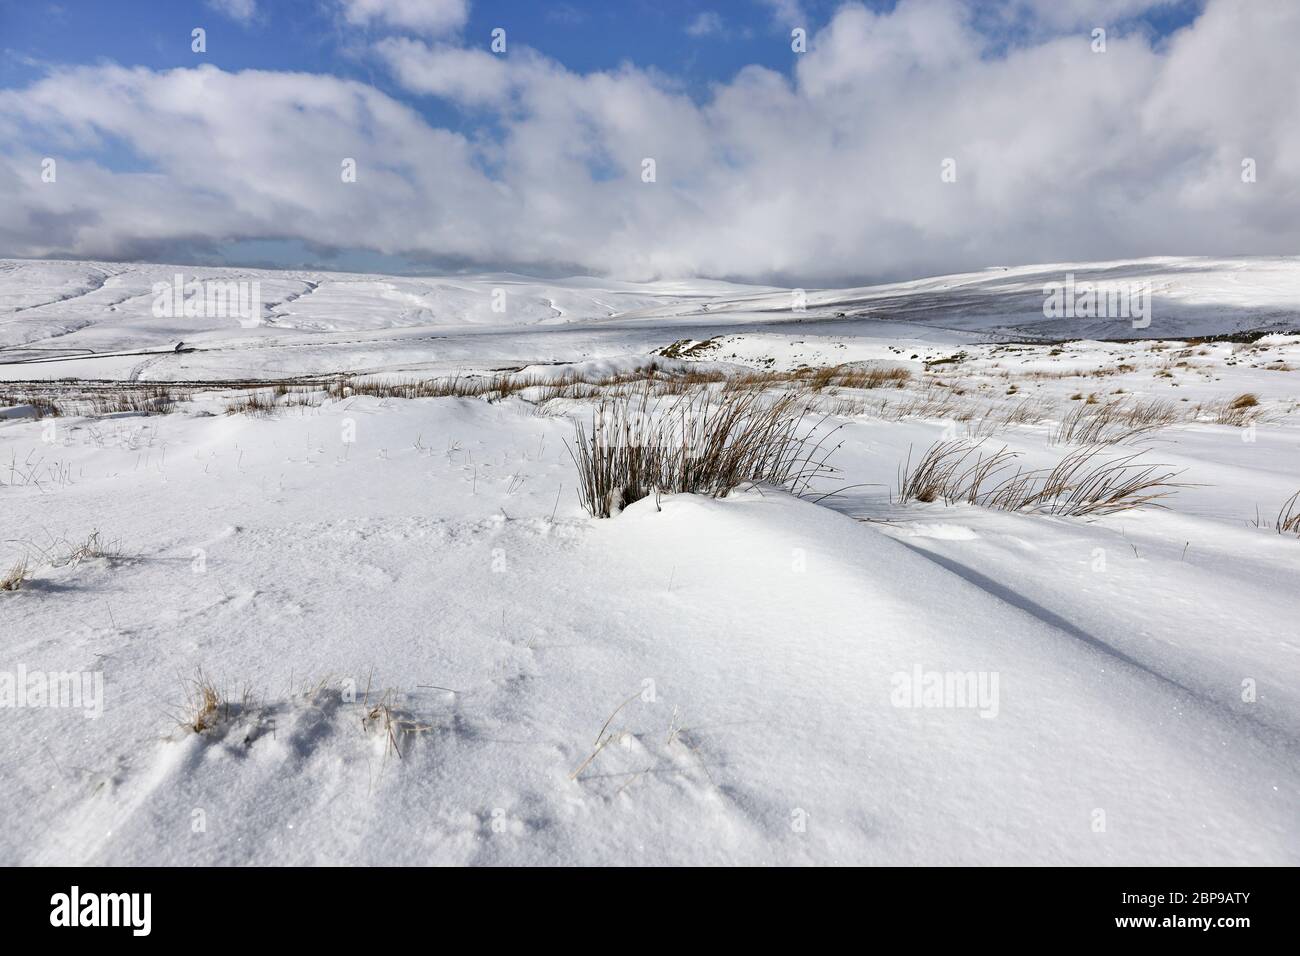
[1206,392,1261,426]
[92,386,175,415]
[567,390,840,517]
[57,530,124,566]
[1274,490,1300,535]
[11,530,125,569]
[896,440,1018,505]
[225,390,278,416]
[897,440,1186,516]
[887,384,970,422]
[981,446,1186,516]
[805,363,911,392]
[1,557,30,591]
[360,682,434,760]
[1,385,175,418]
[179,670,225,734]
[1054,398,1182,445]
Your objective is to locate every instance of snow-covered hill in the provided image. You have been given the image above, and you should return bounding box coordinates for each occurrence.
[1,256,1297,382]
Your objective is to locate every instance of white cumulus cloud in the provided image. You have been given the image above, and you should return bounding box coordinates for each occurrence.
[0,0,1295,283]
[207,0,257,23]
[339,0,469,36]
[687,12,725,38]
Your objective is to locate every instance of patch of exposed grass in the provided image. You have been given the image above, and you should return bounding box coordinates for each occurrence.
[658,337,721,359]
[1,385,175,417]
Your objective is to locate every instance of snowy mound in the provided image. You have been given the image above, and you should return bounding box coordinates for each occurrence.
[4,394,1297,865]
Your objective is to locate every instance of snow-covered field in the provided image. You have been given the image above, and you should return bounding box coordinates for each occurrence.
[2,257,1298,865]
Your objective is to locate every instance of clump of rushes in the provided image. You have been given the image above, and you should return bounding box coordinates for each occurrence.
[1209,392,1260,426]
[1054,398,1182,445]
[897,439,1187,517]
[567,389,841,517]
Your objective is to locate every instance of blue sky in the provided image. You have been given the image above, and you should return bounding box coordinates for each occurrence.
[5,0,1287,284]
[4,1,845,108]
[2,1,1203,94]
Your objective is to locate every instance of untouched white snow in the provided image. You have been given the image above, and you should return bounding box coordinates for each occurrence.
[1,256,1298,865]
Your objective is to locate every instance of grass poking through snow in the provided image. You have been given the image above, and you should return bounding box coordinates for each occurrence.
[897,439,1187,517]
[1054,398,1182,445]
[1274,490,1300,535]
[567,389,841,517]
[1,557,30,592]
[178,670,226,734]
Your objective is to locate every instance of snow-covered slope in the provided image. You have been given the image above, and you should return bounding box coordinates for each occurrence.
[1,257,1297,382]
[3,393,1297,865]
